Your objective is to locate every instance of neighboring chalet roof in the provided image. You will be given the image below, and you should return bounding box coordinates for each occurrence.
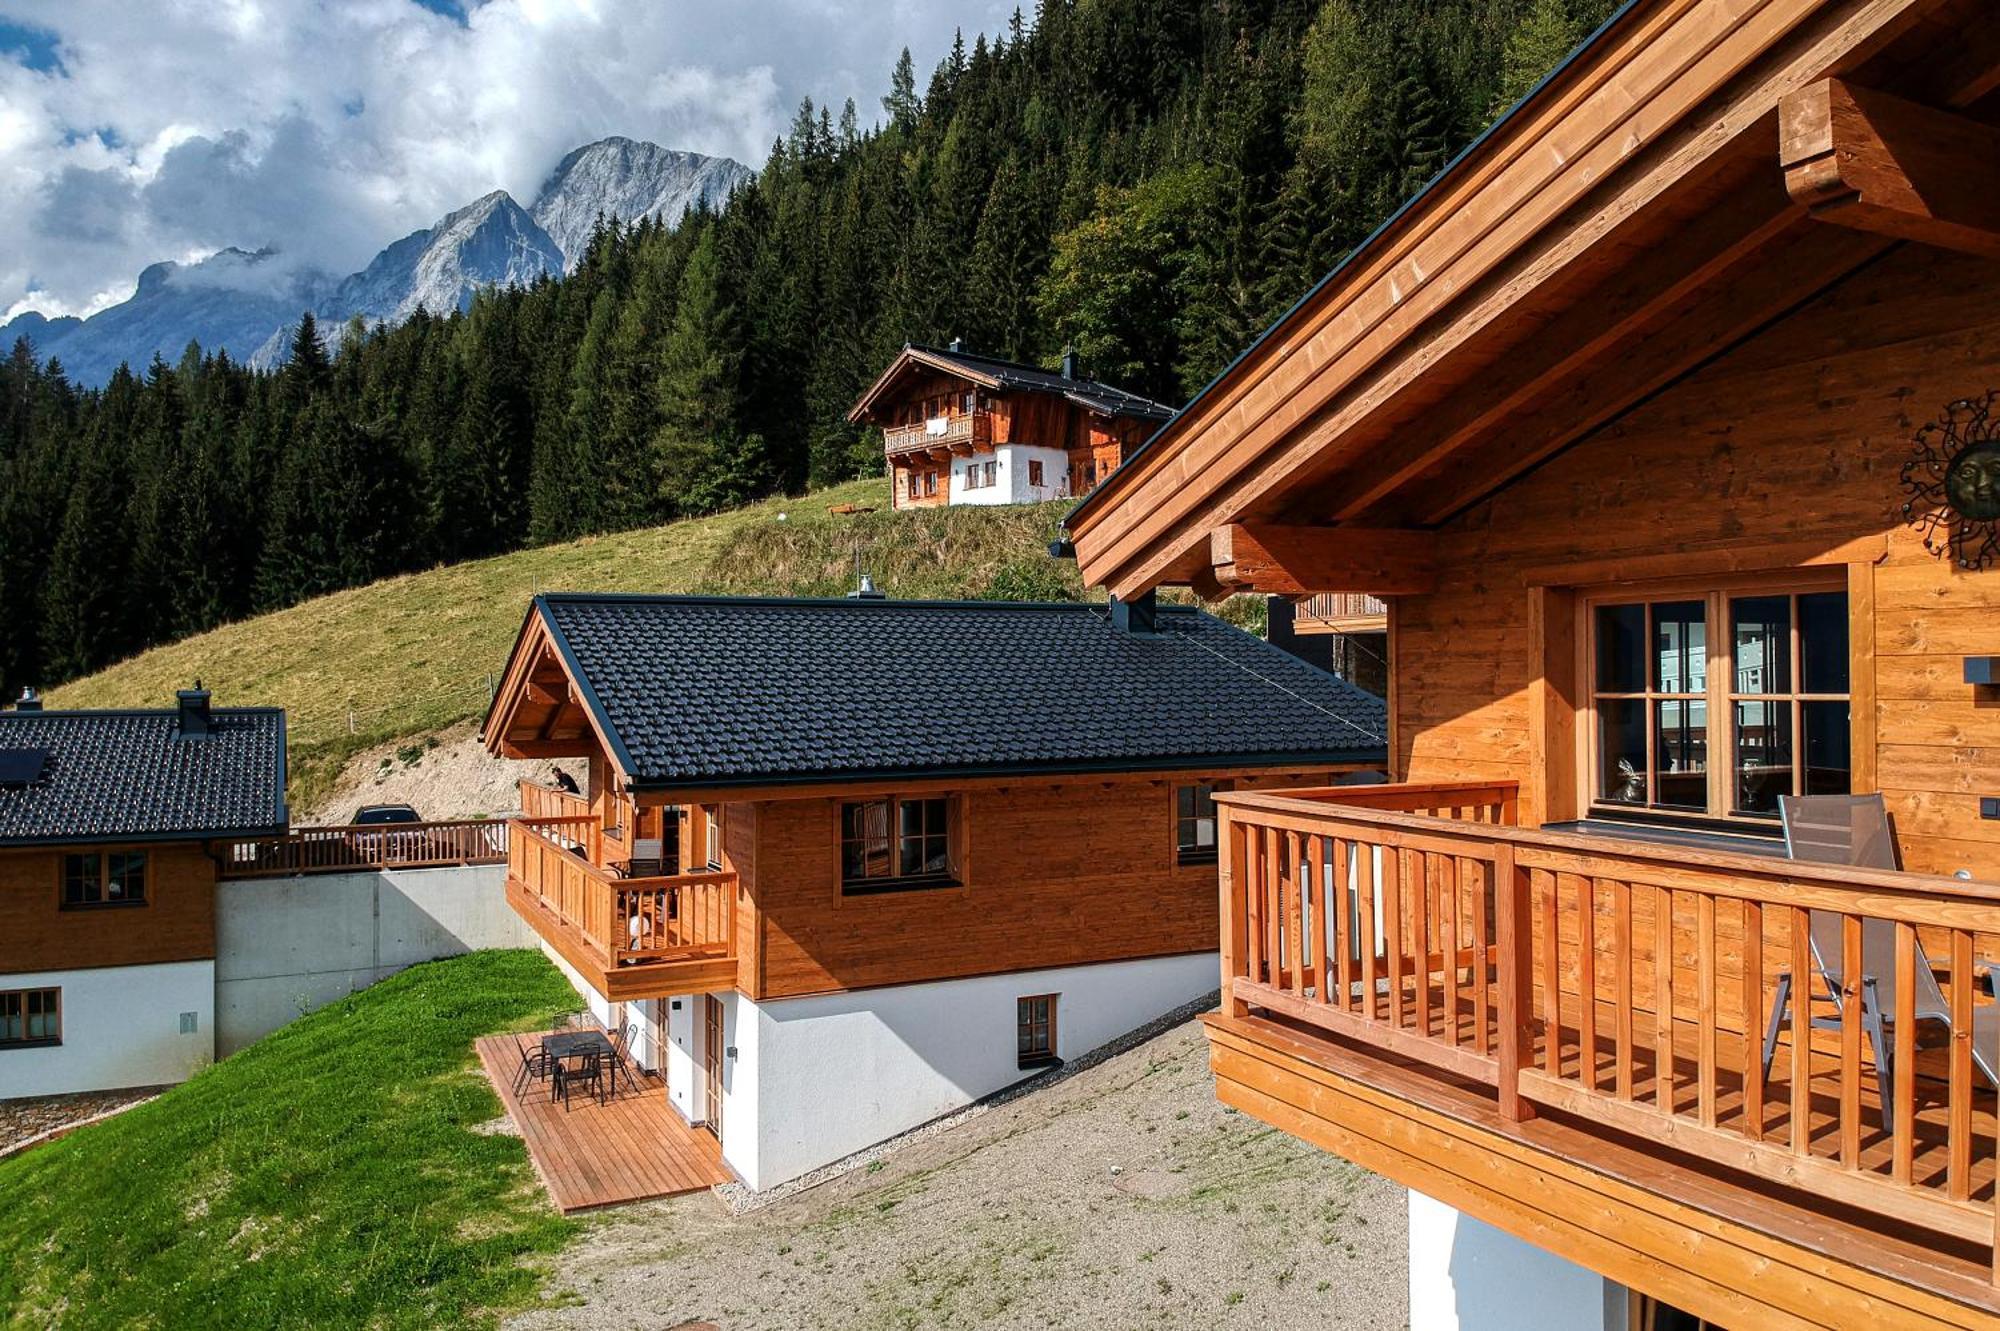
[1063,0,1998,597]
[848,344,1178,426]
[0,705,288,846]
[486,594,1384,792]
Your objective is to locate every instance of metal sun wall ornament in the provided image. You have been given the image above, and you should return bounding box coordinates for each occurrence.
[1901,391,2000,571]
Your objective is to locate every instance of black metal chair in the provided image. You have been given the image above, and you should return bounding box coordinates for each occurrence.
[511,1034,553,1095]
[553,1051,605,1110]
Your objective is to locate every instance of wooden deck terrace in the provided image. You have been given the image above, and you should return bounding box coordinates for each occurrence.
[473,1032,731,1212]
[505,805,738,1001]
[1214,780,2000,1326]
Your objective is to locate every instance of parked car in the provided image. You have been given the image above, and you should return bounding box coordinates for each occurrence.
[347,804,426,861]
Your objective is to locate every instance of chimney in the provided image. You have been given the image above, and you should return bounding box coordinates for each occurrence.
[848,573,887,600]
[176,679,212,739]
[13,686,41,713]
[1109,590,1159,635]
[947,337,963,354]
[1061,346,1078,381]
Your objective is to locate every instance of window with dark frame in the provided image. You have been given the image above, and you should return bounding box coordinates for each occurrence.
[0,987,60,1047]
[1588,583,1850,827]
[840,796,957,893]
[1017,994,1057,1068]
[983,460,997,487]
[1028,459,1044,487]
[61,850,148,908]
[1175,785,1219,863]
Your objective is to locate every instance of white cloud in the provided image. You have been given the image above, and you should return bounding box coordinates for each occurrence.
[0,0,1009,317]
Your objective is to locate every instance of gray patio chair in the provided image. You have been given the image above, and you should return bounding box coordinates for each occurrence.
[1759,794,2000,1134]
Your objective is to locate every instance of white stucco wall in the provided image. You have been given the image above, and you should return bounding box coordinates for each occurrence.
[0,960,213,1098]
[950,443,1070,506]
[734,951,1217,1190]
[215,864,530,1054]
[1408,1192,1629,1331]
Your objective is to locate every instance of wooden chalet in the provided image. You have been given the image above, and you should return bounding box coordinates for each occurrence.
[848,343,1176,510]
[1066,0,2000,1325]
[482,591,1382,1190]
[0,687,287,1099]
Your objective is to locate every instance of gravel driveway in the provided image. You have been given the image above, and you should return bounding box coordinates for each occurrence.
[507,1015,1407,1331]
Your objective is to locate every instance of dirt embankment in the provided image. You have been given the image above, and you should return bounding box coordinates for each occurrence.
[507,1017,1408,1331]
[297,720,580,825]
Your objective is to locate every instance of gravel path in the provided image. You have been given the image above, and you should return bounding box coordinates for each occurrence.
[507,1016,1407,1331]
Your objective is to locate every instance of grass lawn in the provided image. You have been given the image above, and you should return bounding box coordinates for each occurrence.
[0,950,582,1330]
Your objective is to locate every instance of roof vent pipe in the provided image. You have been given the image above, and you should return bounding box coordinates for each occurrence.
[1061,346,1078,380]
[13,686,41,713]
[848,573,887,600]
[176,679,212,738]
[947,337,963,354]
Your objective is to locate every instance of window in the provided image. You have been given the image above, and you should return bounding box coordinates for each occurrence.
[923,470,937,497]
[61,850,147,908]
[1588,584,1849,826]
[1028,459,1044,487]
[705,807,722,870]
[840,796,957,893]
[982,460,997,488]
[1018,994,1058,1068]
[1175,785,1219,863]
[0,988,60,1048]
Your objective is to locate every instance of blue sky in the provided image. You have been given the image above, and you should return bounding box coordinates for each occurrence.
[0,0,1009,319]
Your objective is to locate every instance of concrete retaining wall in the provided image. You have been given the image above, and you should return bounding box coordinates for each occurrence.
[215,864,530,1054]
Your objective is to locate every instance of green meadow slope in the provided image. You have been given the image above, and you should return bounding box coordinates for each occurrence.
[47,479,1112,806]
[0,951,579,1330]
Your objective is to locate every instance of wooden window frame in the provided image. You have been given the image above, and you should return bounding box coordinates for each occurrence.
[1028,459,1044,487]
[1017,993,1058,1069]
[1578,570,1851,831]
[838,794,964,896]
[59,848,149,910]
[1174,783,1220,865]
[705,806,723,871]
[0,986,61,1049]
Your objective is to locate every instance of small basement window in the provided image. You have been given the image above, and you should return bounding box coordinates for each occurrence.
[1018,994,1058,1068]
[0,988,60,1048]
[841,796,958,894]
[61,850,148,908]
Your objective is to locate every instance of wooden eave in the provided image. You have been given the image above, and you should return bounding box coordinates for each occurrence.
[482,601,631,777]
[846,346,1006,424]
[1069,0,2000,599]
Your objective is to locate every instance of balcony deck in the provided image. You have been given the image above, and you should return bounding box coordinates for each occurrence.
[506,800,738,1000]
[1212,780,2000,1326]
[473,1033,731,1212]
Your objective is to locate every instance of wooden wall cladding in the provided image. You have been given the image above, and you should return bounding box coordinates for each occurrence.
[1393,244,2000,877]
[741,770,1335,1000]
[0,842,219,974]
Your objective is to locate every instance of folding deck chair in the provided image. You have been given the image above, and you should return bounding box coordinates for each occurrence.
[1759,794,2000,1133]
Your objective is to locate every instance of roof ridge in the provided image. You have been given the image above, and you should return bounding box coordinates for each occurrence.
[0,706,284,719]
[538,591,1200,613]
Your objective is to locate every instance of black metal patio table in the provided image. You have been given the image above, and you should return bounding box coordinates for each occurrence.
[541,1029,622,1098]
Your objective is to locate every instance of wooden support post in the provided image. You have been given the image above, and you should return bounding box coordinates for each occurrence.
[1492,843,1535,1123]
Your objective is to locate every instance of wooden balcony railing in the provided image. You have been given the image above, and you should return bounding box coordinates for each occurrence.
[1218,779,2000,1274]
[1294,592,1389,632]
[519,779,592,823]
[507,816,734,970]
[217,819,508,877]
[882,410,993,456]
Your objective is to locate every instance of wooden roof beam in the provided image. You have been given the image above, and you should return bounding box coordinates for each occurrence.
[1211,524,1437,597]
[1781,78,2000,259]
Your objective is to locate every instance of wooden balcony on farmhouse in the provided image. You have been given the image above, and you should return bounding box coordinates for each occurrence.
[882,409,994,457]
[1291,592,1387,634]
[506,810,738,1000]
[1211,780,2000,1326]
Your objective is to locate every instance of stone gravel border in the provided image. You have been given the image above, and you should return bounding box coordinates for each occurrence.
[0,1090,163,1163]
[711,990,1221,1214]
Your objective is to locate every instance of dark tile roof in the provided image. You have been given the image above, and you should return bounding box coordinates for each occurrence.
[908,345,1178,422]
[0,708,287,846]
[535,594,1386,790]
